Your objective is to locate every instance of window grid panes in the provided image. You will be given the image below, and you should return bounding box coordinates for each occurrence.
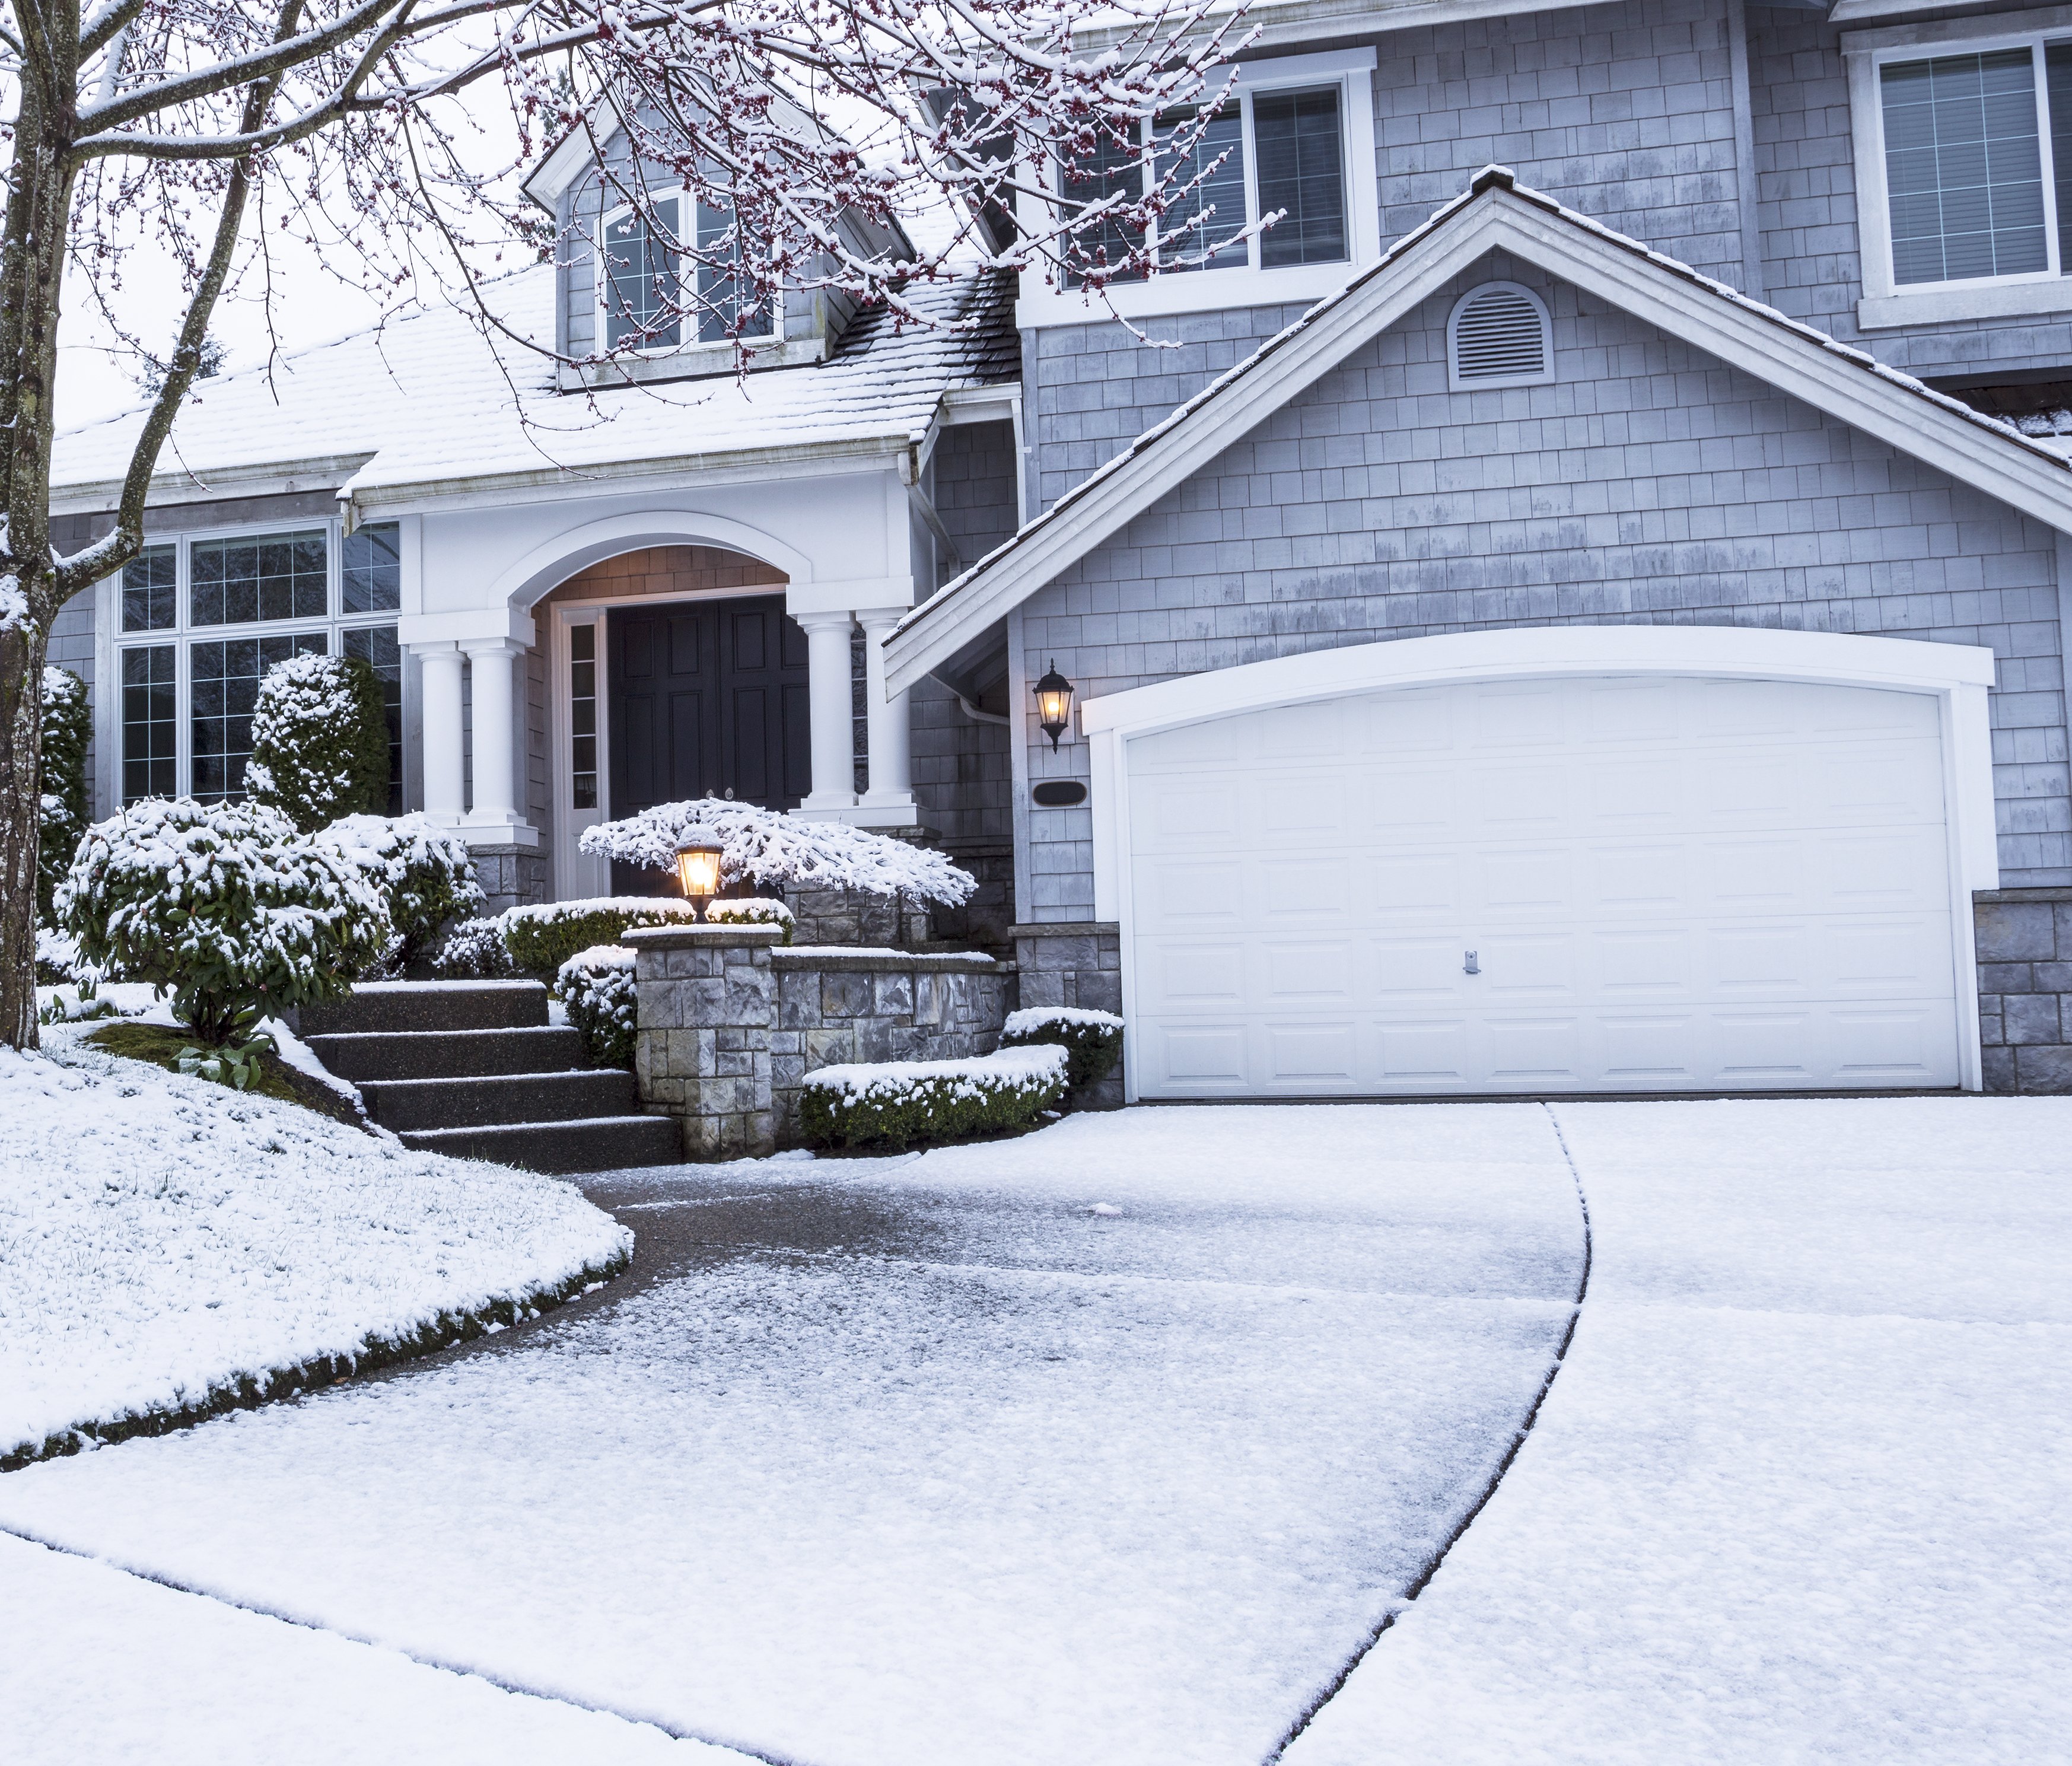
[189,631,327,802]
[190,530,329,627]
[570,623,599,809]
[1255,88,1348,269]
[342,624,403,816]
[695,202,775,342]
[1064,126,1151,286]
[121,546,176,632]
[1154,108,1247,272]
[1883,48,2049,285]
[121,645,177,803]
[342,522,402,613]
[604,198,682,349]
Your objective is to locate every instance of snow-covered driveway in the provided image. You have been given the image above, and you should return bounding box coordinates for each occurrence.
[0,1105,1586,1766]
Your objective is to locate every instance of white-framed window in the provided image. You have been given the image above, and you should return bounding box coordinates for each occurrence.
[1847,8,2072,326]
[1447,282,1554,390]
[598,190,775,353]
[1017,46,1380,327]
[110,520,405,811]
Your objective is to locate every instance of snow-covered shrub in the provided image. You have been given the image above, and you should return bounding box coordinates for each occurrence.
[431,917,515,980]
[243,652,390,833]
[580,796,976,908]
[799,1045,1068,1151]
[34,925,85,988]
[502,896,699,978]
[1000,1007,1125,1094]
[557,945,638,1070]
[37,665,93,922]
[57,798,390,1044]
[314,813,485,972]
[704,896,795,941]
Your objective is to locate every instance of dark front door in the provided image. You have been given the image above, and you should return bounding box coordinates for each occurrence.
[606,595,812,895]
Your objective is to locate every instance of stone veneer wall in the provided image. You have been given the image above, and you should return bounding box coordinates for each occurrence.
[472,844,549,915]
[1011,921,1123,1110]
[629,925,1011,1157]
[1976,889,2072,1095]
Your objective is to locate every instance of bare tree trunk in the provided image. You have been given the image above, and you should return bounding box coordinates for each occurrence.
[0,621,47,1051]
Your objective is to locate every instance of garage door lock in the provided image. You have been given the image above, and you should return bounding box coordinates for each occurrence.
[1463,950,1480,975]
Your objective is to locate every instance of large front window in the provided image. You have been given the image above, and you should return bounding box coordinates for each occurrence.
[113,521,405,812]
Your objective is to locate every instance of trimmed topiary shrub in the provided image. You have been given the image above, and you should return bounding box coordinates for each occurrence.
[57,798,391,1044]
[799,1045,1068,1151]
[244,652,390,833]
[557,944,638,1069]
[999,1007,1124,1094]
[704,896,795,941]
[37,664,91,922]
[431,917,516,980]
[501,896,699,978]
[316,813,485,973]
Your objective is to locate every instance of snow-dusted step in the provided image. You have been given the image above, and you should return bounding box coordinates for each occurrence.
[300,981,549,1037]
[361,1070,642,1134]
[400,1115,682,1173]
[310,1024,588,1083]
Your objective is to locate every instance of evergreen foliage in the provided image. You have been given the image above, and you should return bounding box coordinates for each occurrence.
[501,896,699,978]
[999,1008,1125,1094]
[430,917,516,980]
[244,652,390,833]
[36,666,91,921]
[316,813,484,971]
[799,1046,1068,1151]
[556,945,638,1069]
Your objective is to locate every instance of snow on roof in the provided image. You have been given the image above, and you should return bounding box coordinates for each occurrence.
[52,268,1019,507]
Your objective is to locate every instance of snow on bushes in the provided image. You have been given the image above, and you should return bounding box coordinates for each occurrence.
[431,917,515,980]
[243,651,390,833]
[557,946,638,1070]
[502,896,699,977]
[799,1045,1069,1151]
[580,796,976,906]
[57,798,390,1044]
[37,664,91,921]
[1000,1007,1125,1094]
[315,813,484,971]
[0,1024,632,1471]
[704,895,794,939]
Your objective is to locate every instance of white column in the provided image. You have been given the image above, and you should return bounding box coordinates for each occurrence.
[855,607,915,812]
[798,610,858,811]
[461,638,534,844]
[416,644,465,825]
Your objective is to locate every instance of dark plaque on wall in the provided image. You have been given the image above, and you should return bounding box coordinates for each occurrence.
[1032,780,1088,807]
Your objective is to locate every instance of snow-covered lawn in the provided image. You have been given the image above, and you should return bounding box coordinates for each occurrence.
[0,1023,632,1468]
[0,1105,1584,1765]
[1285,1098,2072,1766]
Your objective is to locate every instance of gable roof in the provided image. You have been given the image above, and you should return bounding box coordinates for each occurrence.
[885,166,2072,696]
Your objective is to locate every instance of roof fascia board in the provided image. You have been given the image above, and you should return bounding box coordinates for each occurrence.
[521,105,626,214]
[53,453,377,517]
[1072,0,1580,53]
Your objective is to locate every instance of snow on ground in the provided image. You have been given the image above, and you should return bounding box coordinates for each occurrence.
[1284,1097,2072,1766]
[0,1105,1584,1766]
[0,1534,753,1765]
[0,1024,632,1465]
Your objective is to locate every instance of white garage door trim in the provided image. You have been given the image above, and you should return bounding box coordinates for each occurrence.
[1082,627,2000,1099]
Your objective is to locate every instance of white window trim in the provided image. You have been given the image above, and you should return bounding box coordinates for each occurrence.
[1015,46,1380,329]
[106,517,406,807]
[1446,281,1554,391]
[596,187,779,361]
[1846,8,2072,327]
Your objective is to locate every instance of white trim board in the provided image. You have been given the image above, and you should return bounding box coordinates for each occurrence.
[1079,625,2001,1098]
[886,168,2072,697]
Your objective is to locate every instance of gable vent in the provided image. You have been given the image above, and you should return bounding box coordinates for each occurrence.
[1448,282,1552,390]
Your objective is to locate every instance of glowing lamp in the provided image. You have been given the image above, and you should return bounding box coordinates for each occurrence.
[673,833,725,919]
[1033,661,1075,751]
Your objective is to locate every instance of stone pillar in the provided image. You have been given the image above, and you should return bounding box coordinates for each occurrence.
[628,925,782,1159]
[416,644,466,825]
[855,607,915,811]
[797,610,858,812]
[1010,920,1125,1109]
[461,638,533,845]
[1975,887,2072,1093]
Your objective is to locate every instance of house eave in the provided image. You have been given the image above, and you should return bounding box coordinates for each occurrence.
[50,453,378,520]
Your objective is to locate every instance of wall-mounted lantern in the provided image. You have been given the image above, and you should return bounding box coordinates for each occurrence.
[673,832,725,921]
[1033,661,1076,751]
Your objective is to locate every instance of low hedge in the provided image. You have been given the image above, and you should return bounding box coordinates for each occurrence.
[704,896,795,941]
[431,917,515,980]
[501,896,699,977]
[558,945,638,1069]
[999,1007,1124,1093]
[800,1045,1069,1152]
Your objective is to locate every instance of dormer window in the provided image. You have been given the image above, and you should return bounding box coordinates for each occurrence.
[599,191,775,355]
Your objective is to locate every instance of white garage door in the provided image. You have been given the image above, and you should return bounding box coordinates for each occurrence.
[1126,674,1962,1096]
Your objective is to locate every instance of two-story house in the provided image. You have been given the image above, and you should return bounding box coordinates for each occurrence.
[48,0,2072,1097]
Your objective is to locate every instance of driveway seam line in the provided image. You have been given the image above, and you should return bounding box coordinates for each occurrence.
[1262,1101,1595,1764]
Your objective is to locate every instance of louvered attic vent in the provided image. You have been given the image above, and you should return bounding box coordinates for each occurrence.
[1447,282,1553,391]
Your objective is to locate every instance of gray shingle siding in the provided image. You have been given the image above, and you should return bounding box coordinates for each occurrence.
[1016,257,2072,918]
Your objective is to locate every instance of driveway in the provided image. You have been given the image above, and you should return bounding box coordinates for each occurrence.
[2,1099,2066,1765]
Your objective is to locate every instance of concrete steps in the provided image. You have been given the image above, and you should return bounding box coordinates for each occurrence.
[301,982,679,1174]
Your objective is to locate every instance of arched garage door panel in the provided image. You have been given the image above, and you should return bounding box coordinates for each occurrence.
[1125,674,1961,1095]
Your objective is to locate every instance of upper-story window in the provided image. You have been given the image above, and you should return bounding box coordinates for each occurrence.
[1849,15,2072,327]
[1024,45,1377,326]
[600,192,774,352]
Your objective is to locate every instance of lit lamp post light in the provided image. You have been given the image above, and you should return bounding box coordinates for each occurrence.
[1033,661,1076,752]
[673,832,725,921]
